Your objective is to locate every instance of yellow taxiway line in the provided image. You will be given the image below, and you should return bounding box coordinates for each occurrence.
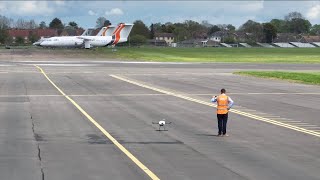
[110,74,320,138]
[35,65,160,180]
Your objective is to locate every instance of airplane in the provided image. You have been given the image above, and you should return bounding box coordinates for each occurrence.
[76,23,133,49]
[33,28,93,47]
[37,23,133,49]
[37,25,116,48]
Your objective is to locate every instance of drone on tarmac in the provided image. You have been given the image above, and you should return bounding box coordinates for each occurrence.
[152,119,172,131]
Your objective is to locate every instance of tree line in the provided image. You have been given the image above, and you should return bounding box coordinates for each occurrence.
[1,11,320,45]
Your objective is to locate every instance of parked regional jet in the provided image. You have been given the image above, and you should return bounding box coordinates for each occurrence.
[77,23,133,49]
[33,28,92,47]
[37,25,117,48]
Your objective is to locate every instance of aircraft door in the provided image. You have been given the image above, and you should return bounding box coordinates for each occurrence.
[84,41,91,49]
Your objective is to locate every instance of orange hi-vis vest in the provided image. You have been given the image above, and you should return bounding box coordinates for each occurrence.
[217,94,229,114]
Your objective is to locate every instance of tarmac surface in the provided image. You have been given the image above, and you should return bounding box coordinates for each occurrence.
[0,60,319,180]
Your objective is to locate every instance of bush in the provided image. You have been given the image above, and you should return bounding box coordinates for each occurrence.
[129,35,147,46]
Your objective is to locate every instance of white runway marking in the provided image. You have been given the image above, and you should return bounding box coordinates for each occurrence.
[16,60,200,65]
[110,74,320,138]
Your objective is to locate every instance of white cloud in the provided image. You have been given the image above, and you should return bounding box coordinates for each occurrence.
[105,8,123,16]
[307,4,320,20]
[7,1,55,16]
[88,10,98,16]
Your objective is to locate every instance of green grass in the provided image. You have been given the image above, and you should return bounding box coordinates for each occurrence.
[2,46,320,63]
[100,47,320,63]
[235,71,320,85]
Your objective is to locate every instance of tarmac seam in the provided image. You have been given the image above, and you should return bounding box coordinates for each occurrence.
[34,65,160,180]
[110,74,320,138]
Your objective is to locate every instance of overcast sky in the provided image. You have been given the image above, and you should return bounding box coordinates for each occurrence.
[0,1,320,28]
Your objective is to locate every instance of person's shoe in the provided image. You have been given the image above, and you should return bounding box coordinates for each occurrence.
[222,134,229,137]
[217,134,222,137]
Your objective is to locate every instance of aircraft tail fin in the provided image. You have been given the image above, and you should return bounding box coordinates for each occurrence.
[119,23,134,39]
[81,28,97,36]
[111,23,134,45]
[81,29,89,36]
[96,25,117,36]
[102,25,116,36]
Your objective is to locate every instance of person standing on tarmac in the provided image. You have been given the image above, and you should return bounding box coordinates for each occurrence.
[211,88,234,137]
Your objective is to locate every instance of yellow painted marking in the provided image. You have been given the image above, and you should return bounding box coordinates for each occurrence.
[35,66,160,180]
[110,74,320,138]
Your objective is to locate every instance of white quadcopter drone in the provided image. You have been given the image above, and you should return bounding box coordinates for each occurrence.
[152,119,172,131]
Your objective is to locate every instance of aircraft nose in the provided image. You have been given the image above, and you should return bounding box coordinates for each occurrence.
[40,42,47,46]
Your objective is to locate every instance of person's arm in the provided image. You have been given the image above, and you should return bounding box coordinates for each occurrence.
[211,96,217,103]
[228,97,234,110]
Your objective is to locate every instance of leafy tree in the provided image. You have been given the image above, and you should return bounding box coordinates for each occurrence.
[28,33,39,43]
[285,11,303,21]
[165,23,175,33]
[96,17,106,28]
[227,24,236,31]
[104,20,111,26]
[208,25,220,36]
[130,34,147,46]
[166,24,175,33]
[184,20,207,39]
[161,24,167,32]
[68,21,78,28]
[270,19,287,33]
[130,20,150,39]
[263,23,277,43]
[282,12,311,34]
[0,29,9,44]
[288,18,311,34]
[15,36,25,45]
[150,24,155,39]
[310,24,320,35]
[239,20,264,42]
[39,21,47,29]
[173,25,188,42]
[49,18,64,29]
[152,23,163,32]
[224,37,236,43]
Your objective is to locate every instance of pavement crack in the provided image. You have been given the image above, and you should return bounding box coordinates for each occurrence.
[30,111,45,180]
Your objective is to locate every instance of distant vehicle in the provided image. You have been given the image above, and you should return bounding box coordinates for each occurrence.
[5,45,11,49]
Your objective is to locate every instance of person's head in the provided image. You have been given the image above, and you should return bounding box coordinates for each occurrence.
[221,88,226,94]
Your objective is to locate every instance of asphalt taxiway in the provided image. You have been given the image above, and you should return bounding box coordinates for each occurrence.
[0,60,319,180]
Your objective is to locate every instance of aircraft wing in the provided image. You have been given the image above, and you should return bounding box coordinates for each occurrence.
[77,36,92,41]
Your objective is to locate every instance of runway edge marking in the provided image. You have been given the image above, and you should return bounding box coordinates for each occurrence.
[35,65,160,180]
[110,74,320,138]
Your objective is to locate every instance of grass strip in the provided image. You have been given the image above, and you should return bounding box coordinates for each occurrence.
[235,71,320,85]
[109,47,320,63]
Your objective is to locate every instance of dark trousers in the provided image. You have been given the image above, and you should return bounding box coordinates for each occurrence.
[217,113,228,135]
